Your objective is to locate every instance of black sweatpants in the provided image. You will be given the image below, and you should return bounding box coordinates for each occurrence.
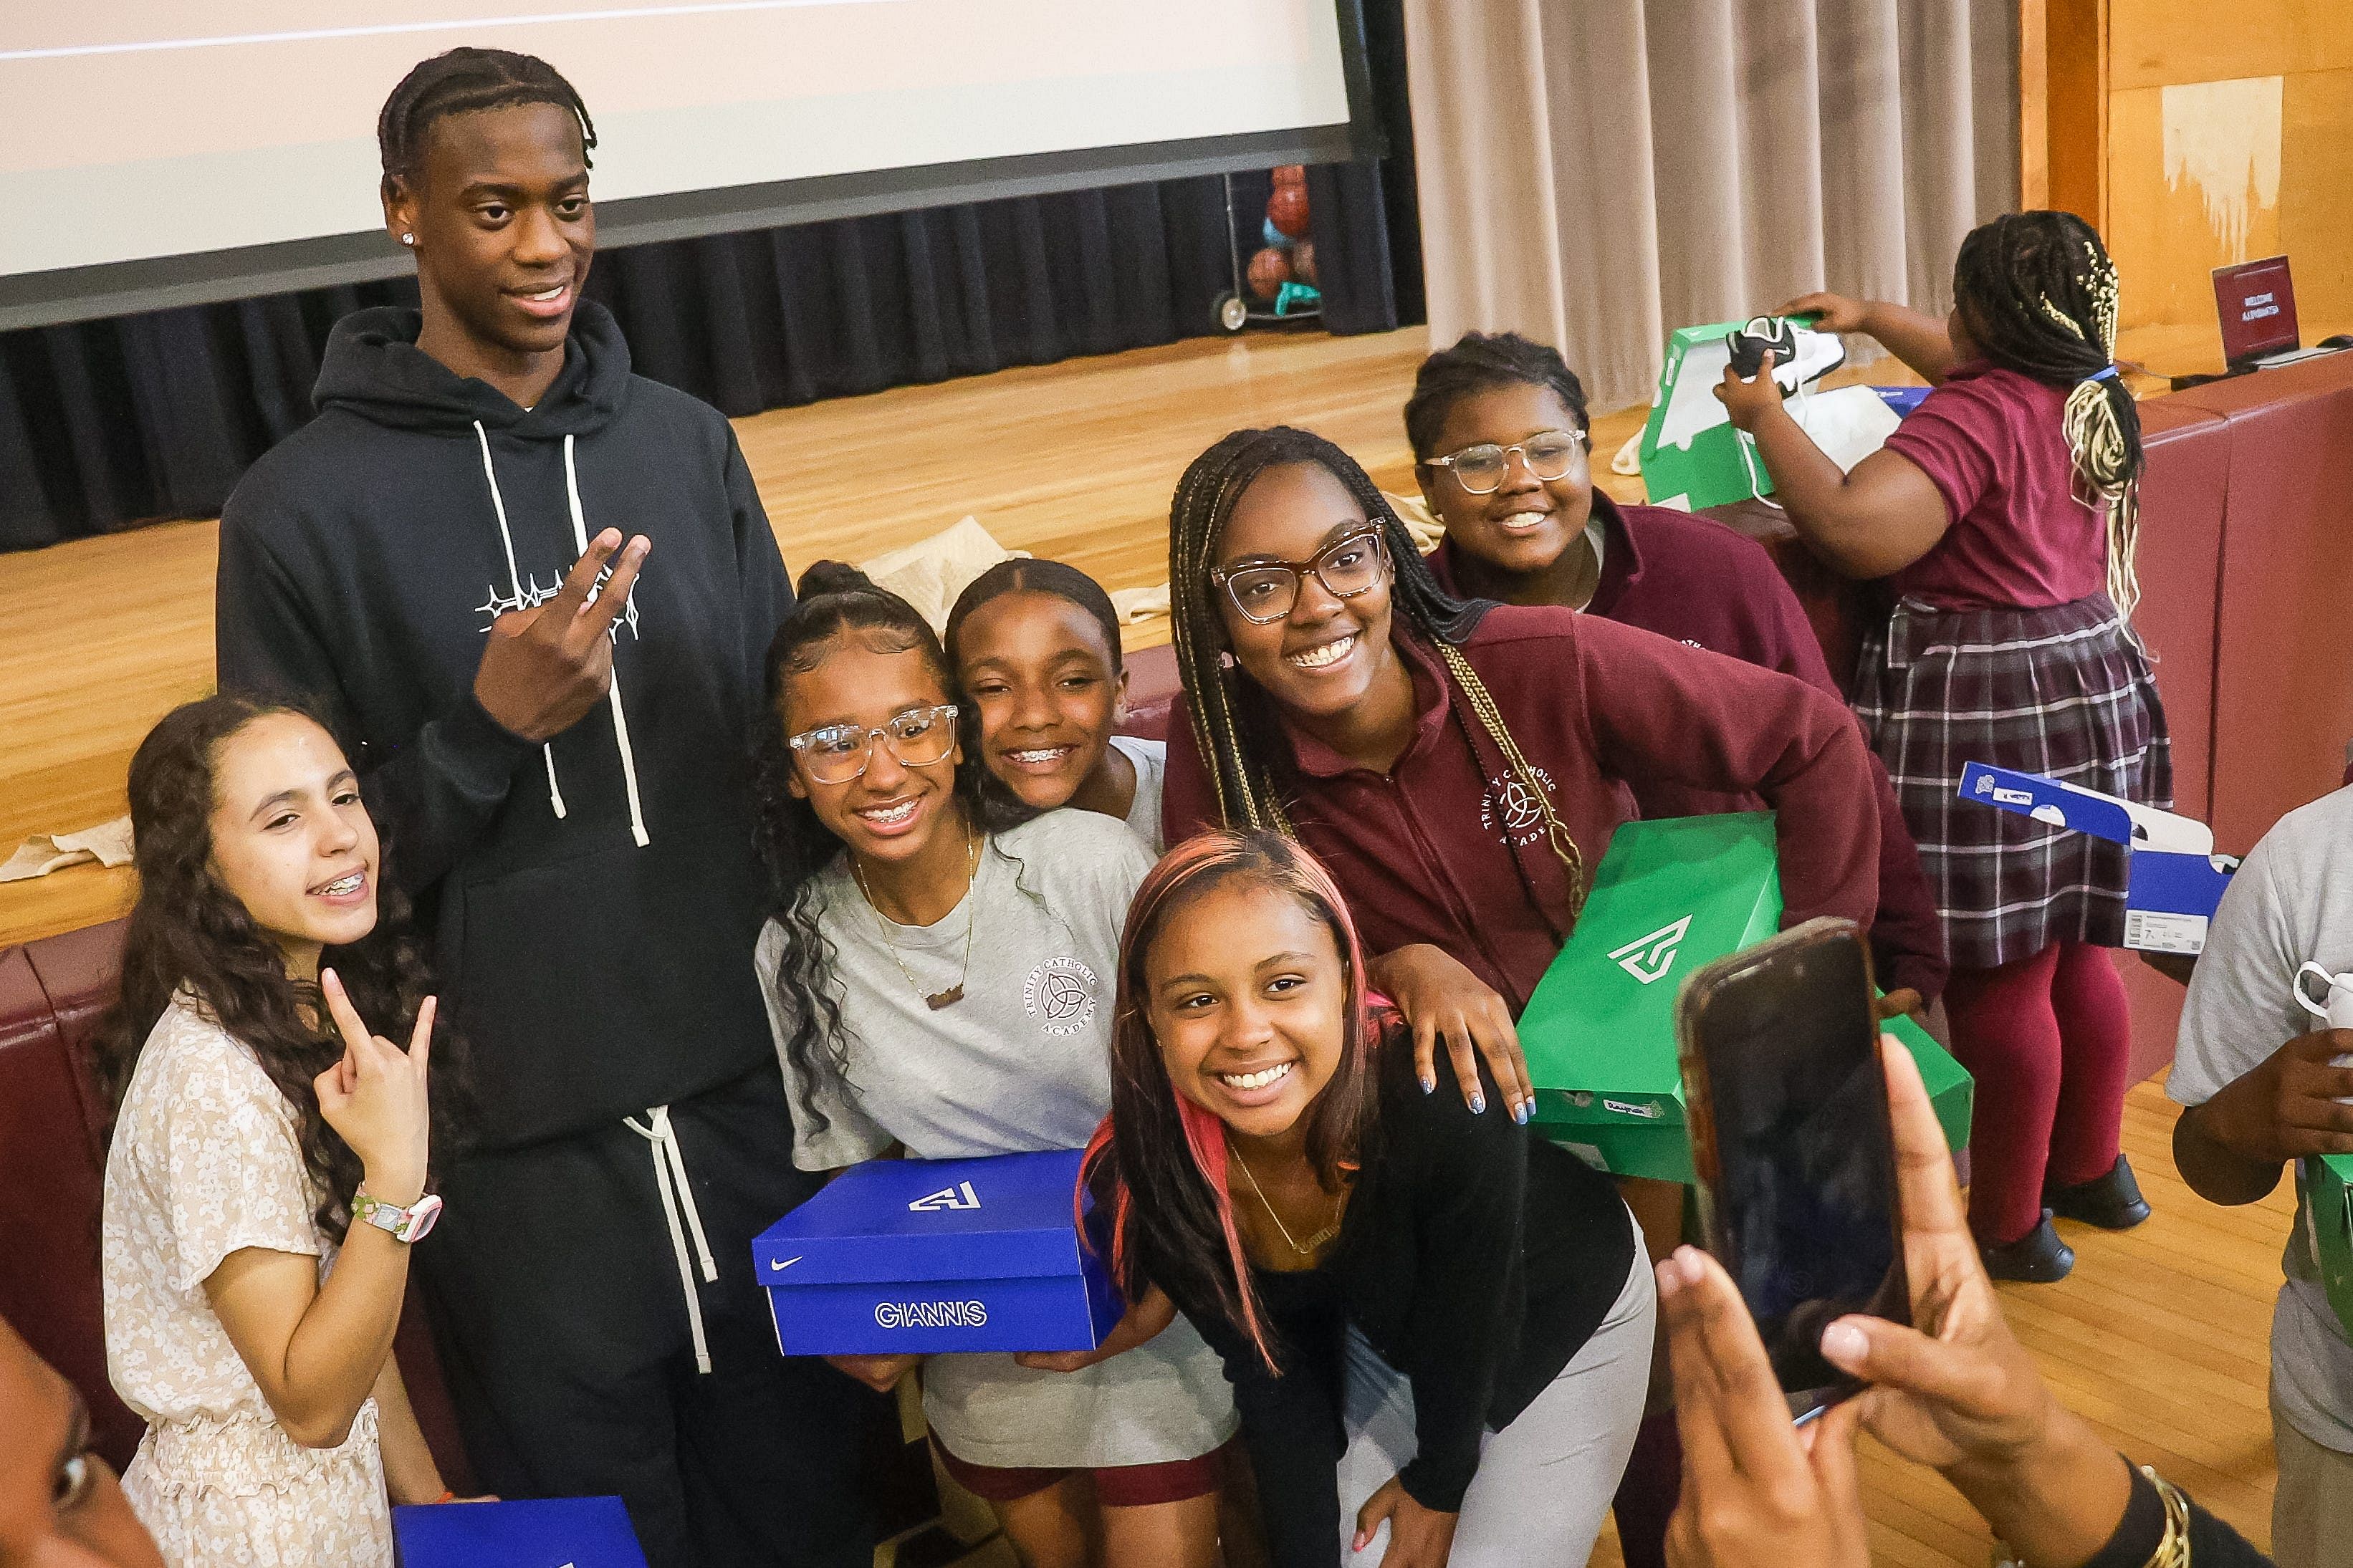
[420,1064,884,1568]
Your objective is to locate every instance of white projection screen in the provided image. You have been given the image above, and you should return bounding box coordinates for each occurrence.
[0,1,1374,329]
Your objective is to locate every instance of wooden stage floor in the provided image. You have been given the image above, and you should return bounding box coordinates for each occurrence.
[0,324,2291,1566]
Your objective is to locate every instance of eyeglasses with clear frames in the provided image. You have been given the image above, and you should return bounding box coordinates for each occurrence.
[787,703,960,784]
[1423,430,1587,495]
[1209,526,1389,625]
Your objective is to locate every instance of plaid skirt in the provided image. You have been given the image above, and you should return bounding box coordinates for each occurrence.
[1853,593,2170,969]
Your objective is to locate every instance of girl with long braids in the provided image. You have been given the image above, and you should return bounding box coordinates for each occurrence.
[1158,425,1884,1129]
[752,564,1241,1568]
[97,696,465,1564]
[1081,829,1656,1568]
[1718,211,2170,1282]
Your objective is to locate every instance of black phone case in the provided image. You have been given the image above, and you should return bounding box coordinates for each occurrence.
[1673,916,1909,1419]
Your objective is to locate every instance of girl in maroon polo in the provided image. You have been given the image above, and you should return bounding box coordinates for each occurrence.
[1717,211,2168,1282]
[1404,330,1948,1017]
[1158,424,1883,1130]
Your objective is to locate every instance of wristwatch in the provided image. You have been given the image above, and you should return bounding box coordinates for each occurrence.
[350,1188,444,1245]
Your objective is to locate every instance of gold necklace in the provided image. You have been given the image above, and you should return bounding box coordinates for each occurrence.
[853,827,980,1010]
[1230,1149,1344,1258]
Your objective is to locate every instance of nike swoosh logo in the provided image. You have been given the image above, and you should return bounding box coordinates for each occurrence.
[767,1256,803,1272]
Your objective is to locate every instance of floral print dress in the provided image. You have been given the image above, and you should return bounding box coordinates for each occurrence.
[102,995,393,1567]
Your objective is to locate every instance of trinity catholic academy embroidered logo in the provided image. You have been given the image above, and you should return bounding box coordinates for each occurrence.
[1477,765,1559,848]
[1023,956,1100,1036]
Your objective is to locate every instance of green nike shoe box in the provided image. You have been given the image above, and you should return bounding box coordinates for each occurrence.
[1521,814,1973,1183]
[2302,1154,2353,1339]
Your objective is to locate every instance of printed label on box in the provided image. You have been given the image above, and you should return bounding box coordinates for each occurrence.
[2123,910,2208,955]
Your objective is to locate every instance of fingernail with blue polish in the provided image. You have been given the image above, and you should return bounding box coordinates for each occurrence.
[1420,1075,1436,1094]
[1470,1094,1487,1114]
[1515,1101,1530,1125]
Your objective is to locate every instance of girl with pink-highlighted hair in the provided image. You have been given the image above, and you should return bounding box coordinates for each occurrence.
[1069,829,1656,1568]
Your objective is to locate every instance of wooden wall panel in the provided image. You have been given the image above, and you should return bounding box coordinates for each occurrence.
[2107,0,2352,92]
[2278,68,2353,330]
[2106,79,2283,330]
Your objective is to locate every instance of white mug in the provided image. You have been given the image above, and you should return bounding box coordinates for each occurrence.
[2293,962,2353,1029]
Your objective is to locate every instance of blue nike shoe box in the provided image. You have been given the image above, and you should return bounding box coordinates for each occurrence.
[753,1148,1123,1356]
[1957,761,2239,954]
[393,1496,646,1567]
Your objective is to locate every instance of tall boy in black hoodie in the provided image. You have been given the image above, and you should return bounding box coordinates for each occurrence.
[214,50,876,1567]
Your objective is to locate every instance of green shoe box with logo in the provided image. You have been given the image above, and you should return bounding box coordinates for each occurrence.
[2303,1154,2353,1339]
[1521,813,1973,1183]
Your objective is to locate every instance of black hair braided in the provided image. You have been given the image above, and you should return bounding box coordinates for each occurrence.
[378,47,597,195]
[1402,331,1593,460]
[1952,211,2144,615]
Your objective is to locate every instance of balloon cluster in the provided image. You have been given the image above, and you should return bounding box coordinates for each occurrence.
[1246,165,1320,304]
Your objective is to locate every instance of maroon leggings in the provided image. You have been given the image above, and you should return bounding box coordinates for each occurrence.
[1942,941,2134,1246]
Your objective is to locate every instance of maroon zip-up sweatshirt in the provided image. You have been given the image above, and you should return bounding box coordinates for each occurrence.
[1430,494,1948,1001]
[1161,604,1881,1014]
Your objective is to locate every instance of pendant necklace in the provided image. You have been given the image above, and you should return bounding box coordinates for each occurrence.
[1230,1149,1344,1258]
[855,826,980,1010]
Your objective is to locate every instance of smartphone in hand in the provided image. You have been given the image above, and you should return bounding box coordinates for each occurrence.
[1675,916,1909,1421]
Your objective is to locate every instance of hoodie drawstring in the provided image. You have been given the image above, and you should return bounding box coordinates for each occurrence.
[471,421,649,847]
[623,1105,719,1375]
[474,421,567,820]
[562,434,650,848]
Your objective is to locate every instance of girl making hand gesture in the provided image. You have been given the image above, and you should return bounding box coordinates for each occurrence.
[98,696,467,1567]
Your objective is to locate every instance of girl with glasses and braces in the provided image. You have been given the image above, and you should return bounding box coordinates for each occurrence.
[1161,425,1887,1128]
[749,563,1245,1568]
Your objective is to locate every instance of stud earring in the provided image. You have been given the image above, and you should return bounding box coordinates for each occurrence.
[401,234,415,246]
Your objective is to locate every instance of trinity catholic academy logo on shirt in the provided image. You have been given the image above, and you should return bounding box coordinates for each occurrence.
[1024,956,1100,1036]
[1478,765,1560,849]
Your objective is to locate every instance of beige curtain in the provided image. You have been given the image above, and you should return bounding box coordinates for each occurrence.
[1406,0,2020,412]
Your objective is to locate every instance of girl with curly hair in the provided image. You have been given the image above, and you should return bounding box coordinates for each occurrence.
[97,696,464,1565]
[752,564,1240,1568]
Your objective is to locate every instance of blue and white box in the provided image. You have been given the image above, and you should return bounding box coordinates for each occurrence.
[393,1496,647,1567]
[753,1148,1123,1356]
[1957,762,2240,955]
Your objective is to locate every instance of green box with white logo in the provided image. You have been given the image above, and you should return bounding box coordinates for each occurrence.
[2303,1154,2353,1340]
[1522,814,1973,1183]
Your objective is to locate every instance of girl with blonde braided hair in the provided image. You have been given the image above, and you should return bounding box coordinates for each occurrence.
[1156,423,1885,1155]
[1717,210,2171,1284]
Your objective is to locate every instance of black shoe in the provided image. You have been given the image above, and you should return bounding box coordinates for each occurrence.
[2046,1155,2152,1231]
[1981,1214,2075,1282]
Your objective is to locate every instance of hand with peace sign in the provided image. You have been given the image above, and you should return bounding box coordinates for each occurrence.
[315,968,436,1208]
[473,526,652,743]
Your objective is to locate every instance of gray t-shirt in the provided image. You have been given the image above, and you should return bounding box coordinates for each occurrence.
[1108,734,1167,853]
[2169,784,2353,1453]
[757,808,1234,1468]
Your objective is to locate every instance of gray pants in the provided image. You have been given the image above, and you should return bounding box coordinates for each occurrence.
[2273,1392,2353,1568]
[1335,1216,1657,1565]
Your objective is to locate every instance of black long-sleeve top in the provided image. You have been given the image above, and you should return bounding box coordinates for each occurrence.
[2081,1463,2271,1568]
[1156,1032,1636,1564]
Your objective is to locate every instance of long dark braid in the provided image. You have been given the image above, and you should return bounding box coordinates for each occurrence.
[378,48,597,193]
[1166,427,1483,835]
[1952,211,2144,616]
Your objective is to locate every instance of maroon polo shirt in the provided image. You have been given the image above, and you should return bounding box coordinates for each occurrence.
[1429,496,1948,1001]
[1161,605,1881,1014]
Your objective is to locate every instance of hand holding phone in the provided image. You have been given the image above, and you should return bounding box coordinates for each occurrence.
[1675,918,1909,1420]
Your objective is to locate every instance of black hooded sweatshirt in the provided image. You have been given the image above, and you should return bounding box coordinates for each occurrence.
[216,303,793,1149]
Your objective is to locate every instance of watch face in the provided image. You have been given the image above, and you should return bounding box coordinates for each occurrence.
[401,1193,444,1244]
